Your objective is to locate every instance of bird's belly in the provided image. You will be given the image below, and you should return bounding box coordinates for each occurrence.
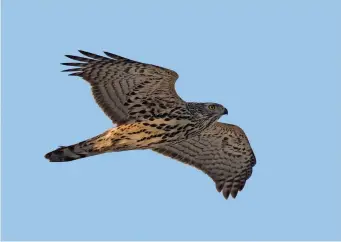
[110,119,195,149]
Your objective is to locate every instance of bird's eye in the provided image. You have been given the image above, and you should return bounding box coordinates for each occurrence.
[208,105,216,110]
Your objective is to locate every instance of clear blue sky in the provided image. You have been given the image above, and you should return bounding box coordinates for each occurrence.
[2,0,340,240]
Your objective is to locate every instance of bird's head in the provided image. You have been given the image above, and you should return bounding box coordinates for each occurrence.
[189,102,228,120]
[203,102,228,116]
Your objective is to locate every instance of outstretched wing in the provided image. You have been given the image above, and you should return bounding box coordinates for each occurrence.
[62,50,183,125]
[153,122,256,199]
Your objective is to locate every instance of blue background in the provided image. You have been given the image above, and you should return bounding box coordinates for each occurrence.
[2,0,340,240]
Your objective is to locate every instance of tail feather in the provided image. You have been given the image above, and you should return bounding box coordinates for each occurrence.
[45,129,114,162]
[45,144,91,162]
[45,124,147,162]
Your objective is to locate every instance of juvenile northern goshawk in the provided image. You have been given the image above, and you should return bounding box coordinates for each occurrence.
[45,50,256,199]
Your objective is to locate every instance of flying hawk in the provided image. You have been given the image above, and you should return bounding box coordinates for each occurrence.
[45,50,256,199]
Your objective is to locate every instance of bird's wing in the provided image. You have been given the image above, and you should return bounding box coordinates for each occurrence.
[153,122,256,199]
[62,50,183,125]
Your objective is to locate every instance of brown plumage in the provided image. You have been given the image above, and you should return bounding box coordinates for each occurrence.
[45,50,256,199]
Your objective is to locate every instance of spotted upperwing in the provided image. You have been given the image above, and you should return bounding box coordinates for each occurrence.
[153,122,256,199]
[62,50,184,125]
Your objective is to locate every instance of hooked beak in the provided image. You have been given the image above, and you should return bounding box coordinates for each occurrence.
[223,108,228,115]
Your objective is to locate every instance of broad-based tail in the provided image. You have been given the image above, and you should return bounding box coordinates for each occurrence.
[45,122,164,162]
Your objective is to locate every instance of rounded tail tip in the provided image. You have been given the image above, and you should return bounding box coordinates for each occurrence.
[44,148,75,162]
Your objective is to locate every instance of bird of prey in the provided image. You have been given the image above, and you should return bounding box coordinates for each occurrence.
[45,50,256,199]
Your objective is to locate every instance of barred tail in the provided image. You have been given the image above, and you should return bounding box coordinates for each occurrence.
[45,144,91,162]
[45,129,114,162]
